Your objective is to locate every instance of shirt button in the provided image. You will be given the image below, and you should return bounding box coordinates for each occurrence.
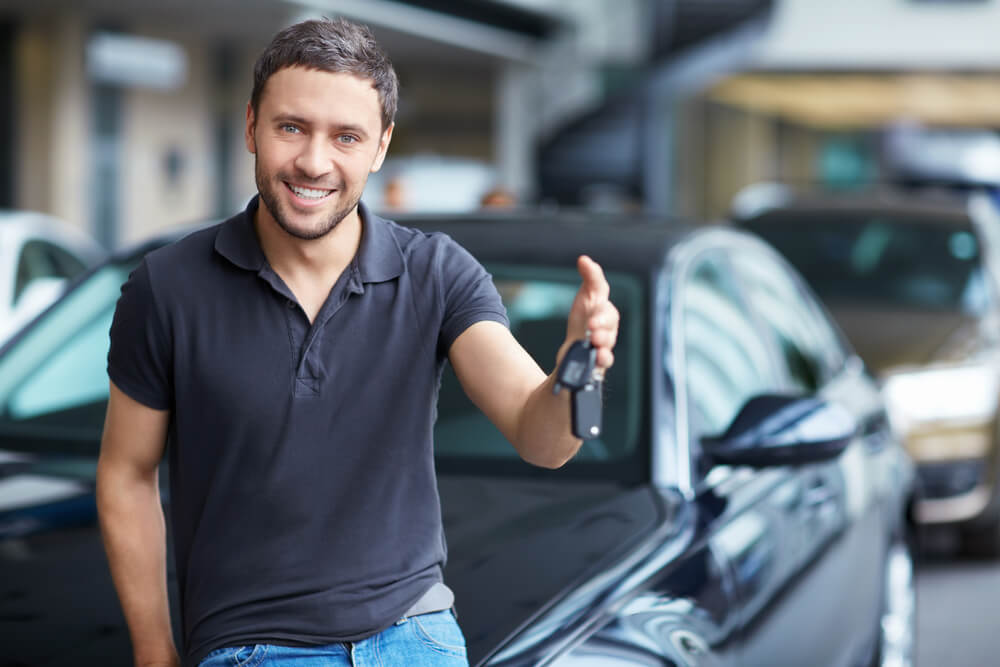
[286,300,296,309]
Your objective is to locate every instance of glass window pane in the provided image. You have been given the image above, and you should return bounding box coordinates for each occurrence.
[14,241,60,303]
[746,214,987,314]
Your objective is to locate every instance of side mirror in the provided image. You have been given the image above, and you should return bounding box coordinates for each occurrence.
[701,394,856,468]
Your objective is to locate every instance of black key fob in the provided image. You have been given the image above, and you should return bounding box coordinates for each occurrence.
[572,379,603,440]
[554,339,603,440]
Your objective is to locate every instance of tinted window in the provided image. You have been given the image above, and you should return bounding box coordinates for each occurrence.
[680,254,776,439]
[48,244,87,277]
[434,263,644,464]
[745,213,989,313]
[14,241,87,305]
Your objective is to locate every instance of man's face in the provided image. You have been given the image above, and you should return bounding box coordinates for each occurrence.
[246,66,393,240]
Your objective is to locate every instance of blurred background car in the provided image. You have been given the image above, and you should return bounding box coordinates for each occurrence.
[0,211,105,345]
[735,191,1000,556]
[0,211,915,666]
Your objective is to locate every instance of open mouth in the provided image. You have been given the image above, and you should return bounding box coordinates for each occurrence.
[286,182,334,201]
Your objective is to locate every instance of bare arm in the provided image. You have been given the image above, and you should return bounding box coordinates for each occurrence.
[449,256,619,468]
[96,381,178,667]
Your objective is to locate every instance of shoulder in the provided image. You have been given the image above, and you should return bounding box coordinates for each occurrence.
[136,222,228,306]
[371,216,480,283]
[377,216,458,255]
[143,223,223,272]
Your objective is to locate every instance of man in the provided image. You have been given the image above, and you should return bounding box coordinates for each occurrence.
[97,17,619,667]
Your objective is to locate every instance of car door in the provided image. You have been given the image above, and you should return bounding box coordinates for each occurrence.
[727,239,893,666]
[674,240,863,667]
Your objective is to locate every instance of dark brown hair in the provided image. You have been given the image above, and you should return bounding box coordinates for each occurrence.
[251,17,398,130]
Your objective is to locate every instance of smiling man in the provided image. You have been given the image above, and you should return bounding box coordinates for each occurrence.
[96,17,619,667]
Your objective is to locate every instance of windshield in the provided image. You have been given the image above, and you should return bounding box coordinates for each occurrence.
[0,260,135,454]
[746,213,990,314]
[0,257,645,473]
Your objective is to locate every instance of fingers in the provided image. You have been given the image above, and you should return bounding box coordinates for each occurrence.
[595,347,615,370]
[587,300,619,371]
[577,255,610,301]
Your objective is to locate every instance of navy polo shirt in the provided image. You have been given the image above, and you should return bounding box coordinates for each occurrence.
[107,197,508,666]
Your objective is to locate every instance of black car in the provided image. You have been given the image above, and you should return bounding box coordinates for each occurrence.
[0,211,916,666]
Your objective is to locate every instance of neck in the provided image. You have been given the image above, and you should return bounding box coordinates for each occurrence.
[254,204,363,281]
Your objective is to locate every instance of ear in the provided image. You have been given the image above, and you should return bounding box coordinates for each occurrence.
[245,102,257,154]
[370,122,394,173]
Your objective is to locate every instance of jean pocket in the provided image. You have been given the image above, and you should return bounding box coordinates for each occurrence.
[199,644,269,667]
[410,611,467,656]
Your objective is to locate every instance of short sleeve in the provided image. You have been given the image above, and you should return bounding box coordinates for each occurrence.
[107,259,173,410]
[437,238,509,356]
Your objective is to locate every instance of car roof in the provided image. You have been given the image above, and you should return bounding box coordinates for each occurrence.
[737,190,973,227]
[114,210,699,277]
[394,210,696,275]
[0,210,105,258]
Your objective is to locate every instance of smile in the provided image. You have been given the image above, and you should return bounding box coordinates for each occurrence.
[286,183,334,200]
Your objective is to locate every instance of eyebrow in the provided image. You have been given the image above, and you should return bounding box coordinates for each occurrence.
[273,114,370,140]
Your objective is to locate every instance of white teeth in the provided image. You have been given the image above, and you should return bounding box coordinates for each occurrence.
[289,184,332,199]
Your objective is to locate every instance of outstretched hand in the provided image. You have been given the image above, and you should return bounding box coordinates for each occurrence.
[564,255,619,374]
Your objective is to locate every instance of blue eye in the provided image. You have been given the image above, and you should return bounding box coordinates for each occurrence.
[281,124,301,134]
[339,135,358,144]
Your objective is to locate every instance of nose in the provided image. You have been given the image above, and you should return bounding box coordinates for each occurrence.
[293,137,334,180]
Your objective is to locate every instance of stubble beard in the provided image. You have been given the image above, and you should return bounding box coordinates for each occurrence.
[255,157,362,241]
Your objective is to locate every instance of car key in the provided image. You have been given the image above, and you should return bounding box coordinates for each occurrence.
[553,339,596,395]
[553,339,603,440]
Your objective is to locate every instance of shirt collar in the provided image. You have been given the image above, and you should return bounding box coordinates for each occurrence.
[214,196,404,283]
[356,200,405,283]
[214,196,266,271]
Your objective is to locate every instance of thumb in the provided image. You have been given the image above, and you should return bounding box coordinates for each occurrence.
[577,255,609,301]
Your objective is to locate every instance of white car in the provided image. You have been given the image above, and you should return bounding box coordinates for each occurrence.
[0,211,104,345]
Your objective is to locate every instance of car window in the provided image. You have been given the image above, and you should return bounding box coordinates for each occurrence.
[434,263,644,466]
[679,253,777,440]
[14,241,87,305]
[0,261,135,444]
[731,249,848,392]
[745,213,989,314]
[48,244,87,277]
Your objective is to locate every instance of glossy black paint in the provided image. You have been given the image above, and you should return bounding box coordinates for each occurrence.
[0,213,915,666]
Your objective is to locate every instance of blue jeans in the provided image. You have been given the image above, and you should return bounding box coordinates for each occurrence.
[197,611,468,666]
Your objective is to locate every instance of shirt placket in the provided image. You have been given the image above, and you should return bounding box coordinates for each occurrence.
[260,263,365,398]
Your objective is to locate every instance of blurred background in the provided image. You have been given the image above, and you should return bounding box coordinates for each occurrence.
[3,0,999,249]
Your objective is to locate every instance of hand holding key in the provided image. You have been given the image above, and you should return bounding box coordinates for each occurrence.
[554,256,620,440]
[565,256,619,373]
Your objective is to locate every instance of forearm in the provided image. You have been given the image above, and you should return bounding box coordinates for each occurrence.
[96,462,178,666]
[513,363,584,469]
